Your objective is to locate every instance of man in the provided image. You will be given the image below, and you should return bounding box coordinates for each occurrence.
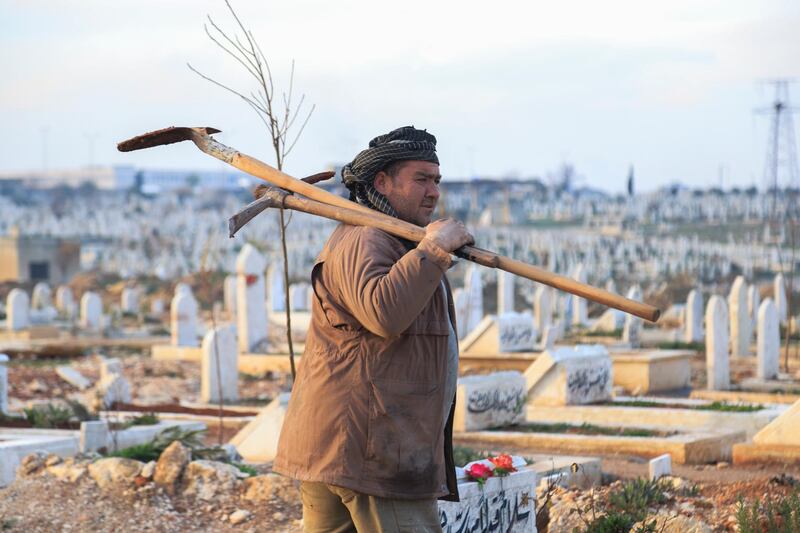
[273,126,474,532]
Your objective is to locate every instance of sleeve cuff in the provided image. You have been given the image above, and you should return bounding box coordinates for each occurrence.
[417,238,453,271]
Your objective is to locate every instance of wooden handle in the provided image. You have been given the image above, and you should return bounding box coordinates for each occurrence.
[253,189,661,323]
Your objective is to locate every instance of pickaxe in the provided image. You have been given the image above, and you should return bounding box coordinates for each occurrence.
[118,126,661,323]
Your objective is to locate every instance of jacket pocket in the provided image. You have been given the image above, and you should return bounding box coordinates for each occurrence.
[365,379,442,484]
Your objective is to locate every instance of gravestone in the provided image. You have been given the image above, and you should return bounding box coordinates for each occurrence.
[747,285,760,334]
[100,357,123,380]
[170,290,198,347]
[453,288,467,337]
[684,289,704,343]
[230,393,290,462]
[463,266,484,338]
[120,287,139,314]
[201,325,239,403]
[453,371,526,431]
[95,374,132,407]
[541,324,558,349]
[622,286,642,348]
[571,264,588,327]
[56,366,91,390]
[267,264,285,313]
[236,244,268,353]
[498,271,515,314]
[756,298,780,380]
[80,421,110,453]
[31,282,52,310]
[150,298,164,315]
[774,273,787,324]
[80,291,102,330]
[648,454,672,480]
[0,354,8,415]
[438,467,538,532]
[290,282,311,311]
[590,309,620,333]
[498,312,536,352]
[223,275,237,318]
[705,295,730,390]
[524,344,612,406]
[6,289,30,331]
[55,286,75,319]
[533,286,552,337]
[728,276,751,357]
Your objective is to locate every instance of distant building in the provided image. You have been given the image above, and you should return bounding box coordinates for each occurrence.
[0,228,80,284]
[0,165,255,193]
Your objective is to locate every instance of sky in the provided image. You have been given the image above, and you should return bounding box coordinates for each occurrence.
[2,0,799,193]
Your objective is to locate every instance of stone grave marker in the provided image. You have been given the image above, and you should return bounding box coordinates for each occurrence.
[31,282,52,310]
[571,264,588,326]
[498,312,536,352]
[267,264,285,313]
[453,371,526,431]
[747,285,760,334]
[756,298,780,380]
[0,354,8,414]
[6,289,29,331]
[170,290,198,347]
[533,285,551,337]
[774,273,787,324]
[524,344,612,406]
[728,276,751,357]
[463,265,484,339]
[236,244,268,353]
[80,291,102,330]
[684,289,704,343]
[705,295,730,390]
[438,467,537,532]
[201,325,239,403]
[55,286,75,319]
[150,298,164,315]
[120,287,139,314]
[648,454,672,480]
[498,270,515,314]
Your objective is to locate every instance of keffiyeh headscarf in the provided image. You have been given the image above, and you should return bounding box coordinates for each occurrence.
[341,126,439,217]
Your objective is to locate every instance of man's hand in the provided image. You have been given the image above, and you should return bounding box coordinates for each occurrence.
[422,218,475,253]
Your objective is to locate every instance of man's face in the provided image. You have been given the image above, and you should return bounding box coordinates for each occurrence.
[373,160,441,226]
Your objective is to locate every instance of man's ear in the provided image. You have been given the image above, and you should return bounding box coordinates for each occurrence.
[373,171,391,195]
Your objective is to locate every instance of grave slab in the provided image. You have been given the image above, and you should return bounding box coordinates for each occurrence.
[453,372,526,432]
[523,345,612,406]
[229,393,289,462]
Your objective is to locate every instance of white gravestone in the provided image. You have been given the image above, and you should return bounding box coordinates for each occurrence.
[524,345,612,406]
[622,286,642,348]
[705,295,730,390]
[6,289,30,331]
[95,374,132,407]
[541,324,558,349]
[31,282,52,310]
[120,287,139,314]
[533,285,552,338]
[747,285,760,334]
[453,371,526,431]
[757,298,780,380]
[648,454,672,480]
[453,288,467,337]
[80,421,110,453]
[684,289,704,343]
[100,357,123,380]
[267,264,285,313]
[0,354,8,415]
[236,244,268,353]
[201,325,239,403]
[728,276,751,357]
[56,366,91,390]
[55,286,75,319]
[774,273,788,324]
[498,312,536,352]
[150,298,164,315]
[498,271,515,314]
[170,290,198,347]
[223,274,237,318]
[438,468,538,533]
[591,309,621,333]
[290,282,312,311]
[80,291,102,330]
[463,266,484,339]
[571,264,588,327]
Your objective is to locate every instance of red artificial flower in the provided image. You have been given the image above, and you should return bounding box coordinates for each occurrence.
[465,463,494,485]
[245,274,258,286]
[488,454,517,476]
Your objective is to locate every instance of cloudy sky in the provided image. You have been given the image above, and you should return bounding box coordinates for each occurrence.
[2,0,798,192]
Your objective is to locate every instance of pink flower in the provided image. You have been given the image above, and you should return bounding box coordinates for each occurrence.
[465,463,494,485]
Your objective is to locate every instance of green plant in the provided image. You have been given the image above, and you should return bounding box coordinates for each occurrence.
[582,511,636,533]
[583,328,623,338]
[608,478,670,522]
[108,426,206,462]
[655,341,704,351]
[452,446,490,467]
[125,413,160,427]
[23,400,96,428]
[736,491,800,533]
[230,462,258,477]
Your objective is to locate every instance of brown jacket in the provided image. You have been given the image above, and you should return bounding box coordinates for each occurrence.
[273,224,460,501]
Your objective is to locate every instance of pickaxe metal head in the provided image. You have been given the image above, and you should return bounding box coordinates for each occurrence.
[117,126,221,153]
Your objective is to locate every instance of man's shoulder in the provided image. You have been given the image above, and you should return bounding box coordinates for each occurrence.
[326,224,406,256]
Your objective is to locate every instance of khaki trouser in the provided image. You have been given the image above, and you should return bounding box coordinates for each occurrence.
[300,482,443,533]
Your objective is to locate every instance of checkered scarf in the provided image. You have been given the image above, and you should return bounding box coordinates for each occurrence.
[341,126,439,218]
